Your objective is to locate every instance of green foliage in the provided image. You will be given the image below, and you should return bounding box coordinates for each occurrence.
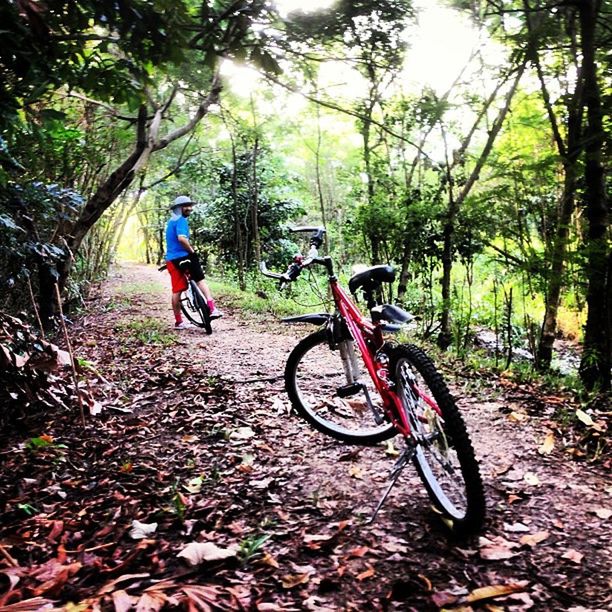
[237,533,271,565]
[204,143,304,270]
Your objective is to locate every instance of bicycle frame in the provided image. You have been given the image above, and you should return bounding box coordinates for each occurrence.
[328,277,417,438]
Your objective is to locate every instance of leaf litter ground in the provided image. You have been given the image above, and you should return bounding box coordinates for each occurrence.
[0,263,610,611]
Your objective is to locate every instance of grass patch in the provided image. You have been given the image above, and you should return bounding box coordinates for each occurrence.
[208,278,322,318]
[117,317,178,346]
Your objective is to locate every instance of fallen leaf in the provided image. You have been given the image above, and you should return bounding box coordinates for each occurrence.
[538,432,555,455]
[523,472,540,486]
[503,522,530,533]
[418,574,432,591]
[592,507,611,520]
[134,591,166,612]
[345,546,369,559]
[356,565,375,581]
[519,531,550,547]
[508,411,528,423]
[348,465,363,479]
[575,409,594,426]
[230,427,255,440]
[466,583,527,603]
[303,533,334,550]
[184,476,203,494]
[561,549,584,564]
[177,542,237,566]
[479,536,519,560]
[112,589,137,612]
[385,440,399,456]
[431,591,459,607]
[259,552,279,568]
[129,520,158,540]
[281,573,310,589]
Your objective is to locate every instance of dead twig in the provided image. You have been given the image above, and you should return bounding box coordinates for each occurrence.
[54,283,86,427]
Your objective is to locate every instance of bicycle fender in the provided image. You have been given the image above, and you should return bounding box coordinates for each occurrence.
[281,313,332,325]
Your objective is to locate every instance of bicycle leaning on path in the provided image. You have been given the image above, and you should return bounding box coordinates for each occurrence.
[261,227,486,535]
[159,263,213,334]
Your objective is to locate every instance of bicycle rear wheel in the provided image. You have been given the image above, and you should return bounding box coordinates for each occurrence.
[181,282,212,334]
[391,344,485,535]
[285,329,397,445]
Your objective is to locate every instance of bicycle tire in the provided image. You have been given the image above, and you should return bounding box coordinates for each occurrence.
[285,329,397,445]
[193,282,212,335]
[390,344,485,535]
[180,282,212,334]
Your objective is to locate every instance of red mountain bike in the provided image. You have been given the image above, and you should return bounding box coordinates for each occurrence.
[261,227,485,535]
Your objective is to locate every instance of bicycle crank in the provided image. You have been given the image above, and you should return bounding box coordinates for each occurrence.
[369,443,416,523]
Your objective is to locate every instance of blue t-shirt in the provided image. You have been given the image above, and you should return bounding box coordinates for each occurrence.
[165,216,190,260]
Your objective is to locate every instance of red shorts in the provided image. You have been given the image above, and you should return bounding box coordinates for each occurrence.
[167,260,188,293]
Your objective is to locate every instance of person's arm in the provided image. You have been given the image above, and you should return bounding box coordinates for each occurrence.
[177,235,194,254]
[176,217,194,254]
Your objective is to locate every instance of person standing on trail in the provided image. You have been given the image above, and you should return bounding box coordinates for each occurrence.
[165,195,222,329]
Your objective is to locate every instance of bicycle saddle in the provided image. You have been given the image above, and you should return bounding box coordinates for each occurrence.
[348,265,395,294]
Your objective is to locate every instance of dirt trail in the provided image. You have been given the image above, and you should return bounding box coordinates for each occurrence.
[1,262,609,611]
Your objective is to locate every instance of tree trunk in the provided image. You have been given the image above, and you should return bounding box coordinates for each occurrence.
[251,137,261,267]
[578,0,610,390]
[527,1,584,370]
[437,60,526,348]
[53,74,222,300]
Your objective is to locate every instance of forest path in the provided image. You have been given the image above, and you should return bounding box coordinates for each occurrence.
[2,262,609,611]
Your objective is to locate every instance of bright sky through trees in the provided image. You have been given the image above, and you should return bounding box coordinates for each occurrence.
[225,0,491,98]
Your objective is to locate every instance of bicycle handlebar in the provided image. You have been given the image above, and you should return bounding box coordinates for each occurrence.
[259,227,327,288]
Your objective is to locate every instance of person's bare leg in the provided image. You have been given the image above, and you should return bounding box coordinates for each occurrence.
[196,279,213,301]
[172,292,182,320]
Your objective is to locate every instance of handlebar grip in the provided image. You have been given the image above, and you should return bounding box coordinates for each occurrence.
[310,228,325,248]
[286,262,302,280]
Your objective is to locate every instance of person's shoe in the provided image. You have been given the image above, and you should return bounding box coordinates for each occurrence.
[174,321,190,329]
[209,308,223,319]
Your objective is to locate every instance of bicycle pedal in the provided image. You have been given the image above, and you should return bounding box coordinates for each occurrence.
[336,382,363,398]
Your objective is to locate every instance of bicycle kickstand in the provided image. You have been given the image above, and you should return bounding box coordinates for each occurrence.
[369,443,416,523]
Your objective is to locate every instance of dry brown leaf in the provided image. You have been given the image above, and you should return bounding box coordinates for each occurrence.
[538,432,555,455]
[97,573,151,595]
[356,565,375,581]
[466,583,527,603]
[281,573,310,589]
[479,536,519,561]
[348,465,363,479]
[575,409,594,426]
[431,591,460,607]
[519,531,550,547]
[345,546,369,559]
[177,542,236,566]
[523,472,540,486]
[0,596,56,611]
[592,507,611,520]
[112,589,137,612]
[508,411,528,423]
[259,552,280,568]
[561,549,584,564]
[418,574,432,591]
[180,585,227,610]
[135,591,166,612]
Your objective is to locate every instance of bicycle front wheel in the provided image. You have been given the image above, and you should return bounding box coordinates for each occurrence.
[391,345,485,535]
[181,282,212,334]
[285,329,397,445]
